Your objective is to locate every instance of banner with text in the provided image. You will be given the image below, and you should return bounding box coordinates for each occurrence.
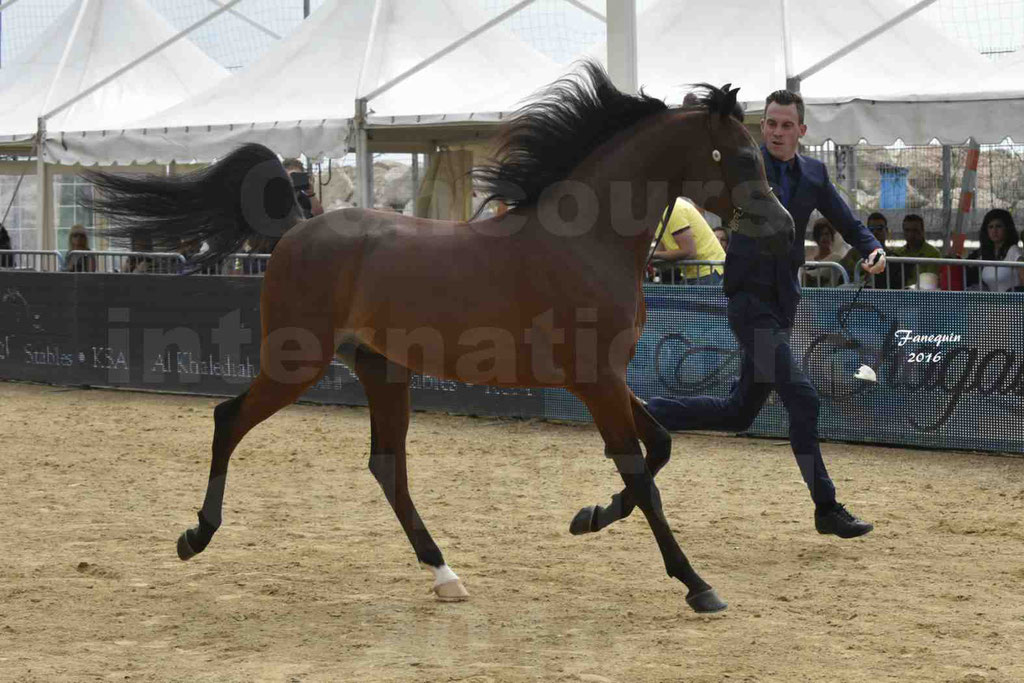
[1,273,1021,453]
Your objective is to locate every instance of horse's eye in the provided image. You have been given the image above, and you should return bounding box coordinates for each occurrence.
[712,150,722,162]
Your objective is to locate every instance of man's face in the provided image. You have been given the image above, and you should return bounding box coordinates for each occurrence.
[814,225,834,252]
[867,218,888,245]
[903,219,925,250]
[760,102,806,162]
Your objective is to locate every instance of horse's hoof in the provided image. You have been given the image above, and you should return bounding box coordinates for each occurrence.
[176,530,198,561]
[569,506,598,535]
[686,588,727,613]
[432,579,469,602]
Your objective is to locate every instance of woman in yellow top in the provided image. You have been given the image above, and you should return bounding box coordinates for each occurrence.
[652,197,726,284]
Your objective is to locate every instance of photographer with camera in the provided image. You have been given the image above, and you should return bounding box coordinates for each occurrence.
[283,158,324,219]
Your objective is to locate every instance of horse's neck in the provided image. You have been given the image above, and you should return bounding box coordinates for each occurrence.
[571,114,688,264]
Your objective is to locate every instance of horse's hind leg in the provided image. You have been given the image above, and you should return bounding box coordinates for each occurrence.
[177,345,331,561]
[570,390,671,535]
[350,345,468,601]
[574,380,724,613]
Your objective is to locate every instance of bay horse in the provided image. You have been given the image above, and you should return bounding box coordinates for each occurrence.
[84,62,793,614]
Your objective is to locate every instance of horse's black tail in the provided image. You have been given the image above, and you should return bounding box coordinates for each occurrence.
[82,143,302,271]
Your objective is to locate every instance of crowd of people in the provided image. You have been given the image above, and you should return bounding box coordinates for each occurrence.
[2,142,1018,292]
[799,209,1023,291]
[0,158,326,275]
[654,202,1023,293]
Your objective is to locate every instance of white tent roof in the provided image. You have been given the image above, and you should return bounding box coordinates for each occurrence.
[624,0,1024,144]
[42,0,1024,165]
[0,0,228,143]
[51,0,562,165]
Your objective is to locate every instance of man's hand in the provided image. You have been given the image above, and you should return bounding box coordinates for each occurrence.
[861,248,886,275]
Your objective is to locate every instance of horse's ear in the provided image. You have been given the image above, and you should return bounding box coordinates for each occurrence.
[722,86,739,117]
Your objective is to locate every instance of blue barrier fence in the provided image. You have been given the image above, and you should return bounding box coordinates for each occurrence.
[540,284,1023,454]
[1,273,1020,453]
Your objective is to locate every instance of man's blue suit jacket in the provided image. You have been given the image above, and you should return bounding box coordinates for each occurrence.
[722,145,882,323]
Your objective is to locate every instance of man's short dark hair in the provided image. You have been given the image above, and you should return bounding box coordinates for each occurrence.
[903,214,924,227]
[866,211,887,225]
[764,90,805,124]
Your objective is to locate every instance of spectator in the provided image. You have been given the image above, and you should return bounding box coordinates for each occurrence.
[966,209,1022,292]
[125,233,154,273]
[63,224,97,273]
[804,218,848,286]
[0,223,12,268]
[283,158,324,219]
[893,214,940,288]
[651,197,725,284]
[713,227,730,253]
[843,212,902,288]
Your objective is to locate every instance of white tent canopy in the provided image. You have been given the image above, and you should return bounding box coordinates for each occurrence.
[35,0,1024,164]
[620,0,1024,144]
[52,0,563,165]
[0,0,228,141]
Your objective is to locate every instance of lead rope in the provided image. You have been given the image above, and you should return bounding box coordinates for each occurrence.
[644,199,676,276]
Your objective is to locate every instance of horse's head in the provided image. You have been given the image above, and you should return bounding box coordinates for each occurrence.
[678,85,794,257]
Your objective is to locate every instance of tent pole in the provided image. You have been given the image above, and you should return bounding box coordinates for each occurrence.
[355,0,384,99]
[205,0,280,39]
[42,0,92,118]
[940,144,952,248]
[362,0,537,103]
[950,140,978,256]
[41,0,245,123]
[606,0,637,94]
[411,153,419,216]
[355,98,373,209]
[563,0,604,22]
[794,0,939,85]
[35,118,54,252]
[781,0,797,91]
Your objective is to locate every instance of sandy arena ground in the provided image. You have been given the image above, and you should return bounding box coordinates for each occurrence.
[1,381,1022,682]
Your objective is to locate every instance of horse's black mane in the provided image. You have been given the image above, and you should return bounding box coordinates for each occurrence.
[473,60,743,212]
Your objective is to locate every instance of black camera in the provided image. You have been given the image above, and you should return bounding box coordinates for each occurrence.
[289,171,310,191]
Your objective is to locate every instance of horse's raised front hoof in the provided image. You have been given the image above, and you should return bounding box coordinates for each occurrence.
[176,529,199,561]
[569,506,598,535]
[432,579,469,602]
[685,588,727,613]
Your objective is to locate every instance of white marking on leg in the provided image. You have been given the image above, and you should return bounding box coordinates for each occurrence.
[423,563,459,588]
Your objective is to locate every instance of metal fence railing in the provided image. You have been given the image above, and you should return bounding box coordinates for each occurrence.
[650,260,850,287]
[7,251,1019,292]
[0,250,274,276]
[853,255,1024,291]
[0,249,63,272]
[61,250,188,274]
[798,261,850,287]
[649,259,724,285]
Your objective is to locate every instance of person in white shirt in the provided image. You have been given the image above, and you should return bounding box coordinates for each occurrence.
[968,209,1022,292]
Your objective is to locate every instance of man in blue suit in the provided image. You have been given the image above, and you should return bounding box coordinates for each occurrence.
[648,90,887,538]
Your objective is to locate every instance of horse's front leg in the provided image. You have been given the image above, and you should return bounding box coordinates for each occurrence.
[574,381,725,613]
[570,391,671,534]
